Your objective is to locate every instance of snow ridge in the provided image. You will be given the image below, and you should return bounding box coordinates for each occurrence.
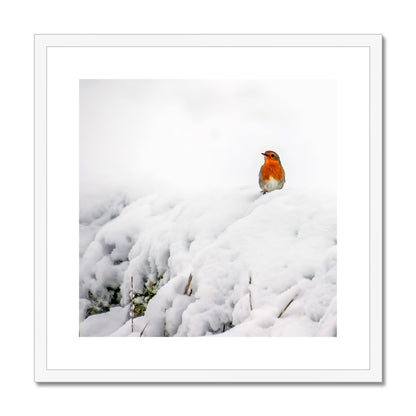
[79,187,337,337]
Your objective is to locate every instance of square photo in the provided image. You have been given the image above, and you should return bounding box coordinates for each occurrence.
[79,79,337,337]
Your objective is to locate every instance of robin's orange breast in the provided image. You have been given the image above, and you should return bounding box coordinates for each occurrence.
[260,162,283,182]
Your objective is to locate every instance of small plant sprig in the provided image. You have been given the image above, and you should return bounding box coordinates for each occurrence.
[129,275,163,333]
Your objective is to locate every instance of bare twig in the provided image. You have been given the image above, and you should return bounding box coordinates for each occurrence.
[184,274,193,295]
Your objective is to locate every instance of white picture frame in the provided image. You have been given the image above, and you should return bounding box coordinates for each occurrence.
[34,34,382,383]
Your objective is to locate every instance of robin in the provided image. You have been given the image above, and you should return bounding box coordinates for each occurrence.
[259,150,285,194]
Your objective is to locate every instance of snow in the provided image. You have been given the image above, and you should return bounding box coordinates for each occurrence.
[80,305,130,337]
[79,186,337,337]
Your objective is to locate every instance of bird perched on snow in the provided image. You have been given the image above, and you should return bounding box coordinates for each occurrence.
[259,150,285,194]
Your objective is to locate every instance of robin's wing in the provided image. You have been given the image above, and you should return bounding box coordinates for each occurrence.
[277,156,285,184]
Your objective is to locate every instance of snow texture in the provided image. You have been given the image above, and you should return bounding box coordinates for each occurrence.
[79,187,336,337]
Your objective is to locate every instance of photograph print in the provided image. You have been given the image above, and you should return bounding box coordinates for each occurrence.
[79,79,337,337]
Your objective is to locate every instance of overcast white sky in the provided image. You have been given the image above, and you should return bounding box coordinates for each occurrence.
[80,79,336,197]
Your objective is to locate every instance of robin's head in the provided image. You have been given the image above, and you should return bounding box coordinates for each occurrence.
[261,150,280,163]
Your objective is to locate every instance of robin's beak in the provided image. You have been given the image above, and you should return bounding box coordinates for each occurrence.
[261,153,266,156]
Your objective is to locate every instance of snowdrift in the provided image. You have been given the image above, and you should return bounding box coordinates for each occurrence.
[79,187,336,337]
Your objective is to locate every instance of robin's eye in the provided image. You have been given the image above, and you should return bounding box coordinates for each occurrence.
[271,154,275,158]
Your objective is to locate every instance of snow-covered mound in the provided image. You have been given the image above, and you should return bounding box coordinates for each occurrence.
[79,187,336,337]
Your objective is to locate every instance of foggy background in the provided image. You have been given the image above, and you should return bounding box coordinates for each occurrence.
[80,79,337,197]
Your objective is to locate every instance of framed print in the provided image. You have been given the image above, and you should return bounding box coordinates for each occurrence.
[34,34,382,383]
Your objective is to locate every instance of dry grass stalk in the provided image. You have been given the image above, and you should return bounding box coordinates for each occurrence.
[249,275,253,311]
[278,297,296,318]
[130,276,134,333]
[140,322,149,337]
[184,274,193,295]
